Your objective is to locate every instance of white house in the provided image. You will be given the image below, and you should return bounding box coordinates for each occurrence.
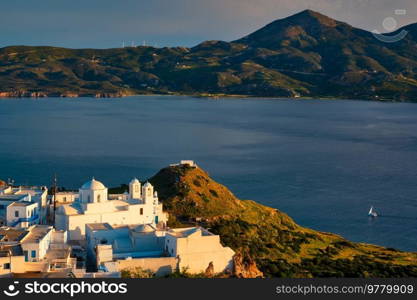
[0,185,48,226]
[87,223,235,276]
[165,227,235,274]
[55,178,167,242]
[13,186,48,222]
[0,227,27,277]
[54,191,78,205]
[0,194,39,228]
[7,202,39,228]
[0,225,75,276]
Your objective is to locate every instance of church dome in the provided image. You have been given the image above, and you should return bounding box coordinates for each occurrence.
[130,178,140,184]
[143,181,153,188]
[81,178,106,190]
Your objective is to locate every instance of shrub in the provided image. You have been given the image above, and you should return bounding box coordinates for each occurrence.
[121,267,155,278]
[209,189,219,198]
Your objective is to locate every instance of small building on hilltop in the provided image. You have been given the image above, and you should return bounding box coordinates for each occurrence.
[169,160,197,168]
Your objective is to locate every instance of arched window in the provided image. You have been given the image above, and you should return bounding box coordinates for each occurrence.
[97,194,101,203]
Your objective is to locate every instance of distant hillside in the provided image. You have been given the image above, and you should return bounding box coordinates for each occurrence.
[149,165,417,277]
[1,10,417,101]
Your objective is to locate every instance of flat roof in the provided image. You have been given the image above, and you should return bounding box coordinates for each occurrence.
[0,244,23,256]
[0,194,28,201]
[0,228,28,242]
[167,227,213,238]
[86,223,113,231]
[59,204,82,215]
[9,201,36,207]
[22,225,53,244]
[56,191,78,195]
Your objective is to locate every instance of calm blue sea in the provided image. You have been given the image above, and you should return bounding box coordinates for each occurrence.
[1,96,417,251]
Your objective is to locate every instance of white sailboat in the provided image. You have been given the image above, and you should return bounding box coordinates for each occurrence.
[368,206,378,217]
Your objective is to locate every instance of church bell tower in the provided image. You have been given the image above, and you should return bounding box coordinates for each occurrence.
[129,178,141,200]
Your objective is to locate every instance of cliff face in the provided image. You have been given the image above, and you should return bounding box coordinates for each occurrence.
[150,165,417,278]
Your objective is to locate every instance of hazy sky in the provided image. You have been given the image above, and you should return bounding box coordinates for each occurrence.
[0,0,416,48]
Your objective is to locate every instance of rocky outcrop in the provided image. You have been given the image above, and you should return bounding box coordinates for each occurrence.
[204,261,215,277]
[233,253,263,278]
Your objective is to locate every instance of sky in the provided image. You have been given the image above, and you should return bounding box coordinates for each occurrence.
[0,0,416,49]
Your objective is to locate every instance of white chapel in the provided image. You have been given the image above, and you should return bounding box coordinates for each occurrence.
[55,178,167,241]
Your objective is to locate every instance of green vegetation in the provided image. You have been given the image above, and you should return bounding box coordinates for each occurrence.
[121,266,227,278]
[1,10,417,100]
[121,267,155,278]
[149,165,417,278]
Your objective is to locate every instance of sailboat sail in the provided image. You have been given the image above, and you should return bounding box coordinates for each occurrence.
[368,206,377,217]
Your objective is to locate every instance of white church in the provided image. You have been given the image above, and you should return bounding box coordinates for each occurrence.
[55,178,168,241]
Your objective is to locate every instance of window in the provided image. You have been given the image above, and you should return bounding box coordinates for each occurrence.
[97,194,101,203]
[63,197,67,203]
[140,208,143,215]
[3,263,10,270]
[24,251,28,262]
[87,195,90,202]
[31,250,36,258]
[134,185,139,192]
[14,211,19,218]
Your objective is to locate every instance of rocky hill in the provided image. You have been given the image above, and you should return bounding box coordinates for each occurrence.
[1,10,417,101]
[149,164,417,277]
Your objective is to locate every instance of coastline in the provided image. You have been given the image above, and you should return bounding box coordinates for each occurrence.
[0,90,403,102]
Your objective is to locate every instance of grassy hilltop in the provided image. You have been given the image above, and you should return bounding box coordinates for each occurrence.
[1,10,417,101]
[149,165,417,278]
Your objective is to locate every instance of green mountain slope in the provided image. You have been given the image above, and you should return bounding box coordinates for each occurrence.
[1,10,417,101]
[149,165,417,277]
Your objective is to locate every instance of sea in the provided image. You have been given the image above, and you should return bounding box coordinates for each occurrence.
[1,96,417,251]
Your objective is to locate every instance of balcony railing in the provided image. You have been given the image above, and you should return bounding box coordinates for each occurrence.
[9,214,39,227]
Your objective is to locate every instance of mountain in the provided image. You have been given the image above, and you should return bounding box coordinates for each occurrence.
[1,9,417,101]
[148,164,417,278]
